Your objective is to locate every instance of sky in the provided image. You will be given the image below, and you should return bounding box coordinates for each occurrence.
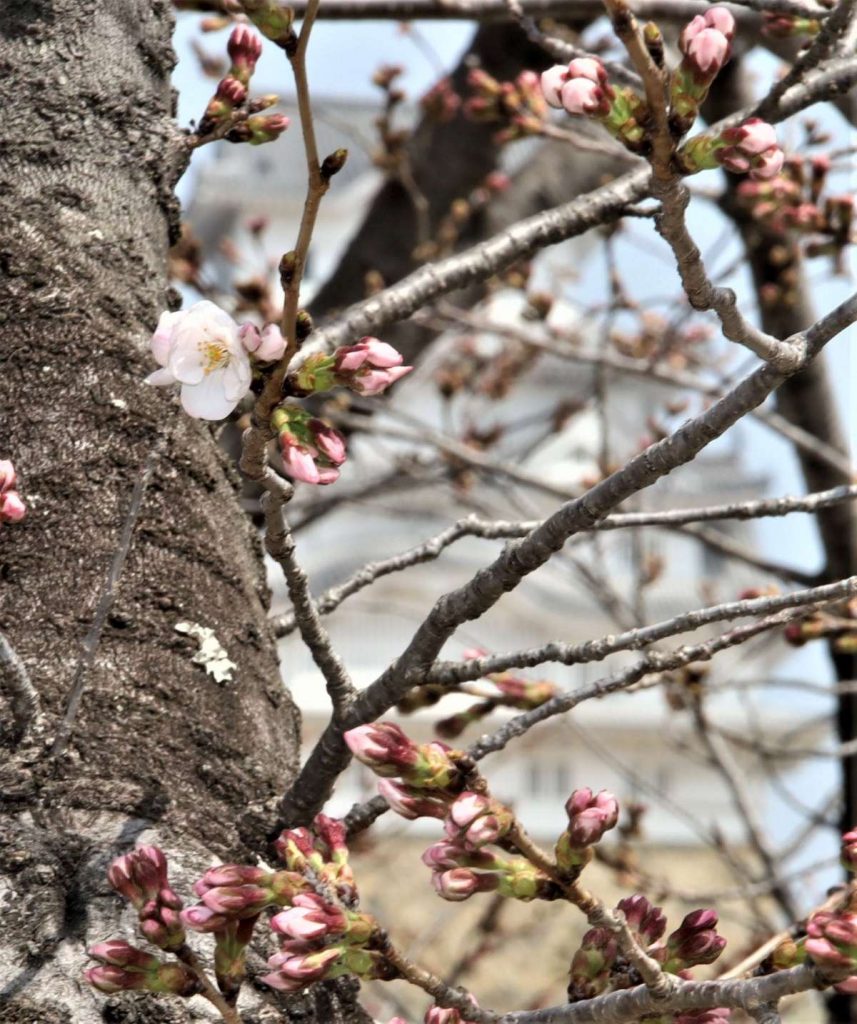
[170,10,855,885]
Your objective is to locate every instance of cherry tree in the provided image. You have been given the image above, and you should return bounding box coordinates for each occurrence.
[1,1,855,1023]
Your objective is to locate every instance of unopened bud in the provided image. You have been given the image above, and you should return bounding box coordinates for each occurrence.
[321,148,349,179]
[295,310,314,340]
[280,250,297,287]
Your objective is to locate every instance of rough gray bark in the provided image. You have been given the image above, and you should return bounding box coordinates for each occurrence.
[0,4,369,1022]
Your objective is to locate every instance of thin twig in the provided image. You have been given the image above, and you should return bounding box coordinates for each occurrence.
[426,576,857,686]
[0,630,41,743]
[261,470,356,719]
[177,945,242,1024]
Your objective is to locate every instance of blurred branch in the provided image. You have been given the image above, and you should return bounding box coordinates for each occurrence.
[174,0,828,22]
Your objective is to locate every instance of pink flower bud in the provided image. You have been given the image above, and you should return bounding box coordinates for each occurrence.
[540,65,568,108]
[616,894,666,944]
[88,940,159,970]
[729,117,778,155]
[309,419,346,466]
[181,904,229,933]
[0,490,26,523]
[239,323,262,353]
[227,25,263,72]
[85,965,147,994]
[378,778,450,820]
[445,792,513,849]
[422,841,469,871]
[216,76,248,106]
[256,323,287,361]
[350,365,413,396]
[262,945,341,989]
[432,867,482,901]
[675,1011,731,1024]
[560,78,604,117]
[271,893,347,941]
[200,884,270,916]
[567,57,606,83]
[332,338,413,395]
[564,789,619,847]
[685,27,730,75]
[704,7,735,39]
[0,460,17,492]
[344,722,421,776]
[107,847,173,909]
[750,148,785,181]
[666,908,727,969]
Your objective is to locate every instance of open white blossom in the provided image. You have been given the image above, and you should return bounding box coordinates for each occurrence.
[145,300,252,420]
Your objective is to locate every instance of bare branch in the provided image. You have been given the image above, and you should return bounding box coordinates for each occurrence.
[261,472,356,720]
[0,631,41,744]
[277,291,856,825]
[426,576,857,685]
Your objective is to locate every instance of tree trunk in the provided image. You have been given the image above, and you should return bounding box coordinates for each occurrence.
[0,4,369,1022]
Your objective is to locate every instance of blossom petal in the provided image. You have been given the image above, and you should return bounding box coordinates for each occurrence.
[151,311,185,366]
[222,359,252,403]
[145,367,177,387]
[180,373,238,421]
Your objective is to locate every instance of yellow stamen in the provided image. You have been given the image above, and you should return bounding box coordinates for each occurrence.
[198,340,230,375]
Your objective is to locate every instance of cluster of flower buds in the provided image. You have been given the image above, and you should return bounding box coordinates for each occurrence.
[541,57,645,150]
[434,647,558,738]
[555,788,620,872]
[181,862,309,933]
[0,460,25,525]
[108,847,186,952]
[444,791,514,849]
[345,722,462,789]
[618,893,667,947]
[568,926,619,1000]
[197,26,289,145]
[657,909,727,972]
[275,814,358,904]
[567,896,725,1005]
[146,301,287,420]
[423,840,552,902]
[805,909,857,980]
[762,11,823,38]
[736,155,854,270]
[271,404,347,485]
[293,337,413,397]
[262,816,387,992]
[670,7,735,134]
[198,26,261,135]
[678,118,785,182]
[85,940,199,997]
[464,69,548,143]
[421,76,461,123]
[783,598,857,654]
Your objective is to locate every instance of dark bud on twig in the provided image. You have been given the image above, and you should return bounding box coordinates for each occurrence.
[280,250,297,289]
[321,148,349,180]
[643,22,665,69]
[296,310,314,340]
